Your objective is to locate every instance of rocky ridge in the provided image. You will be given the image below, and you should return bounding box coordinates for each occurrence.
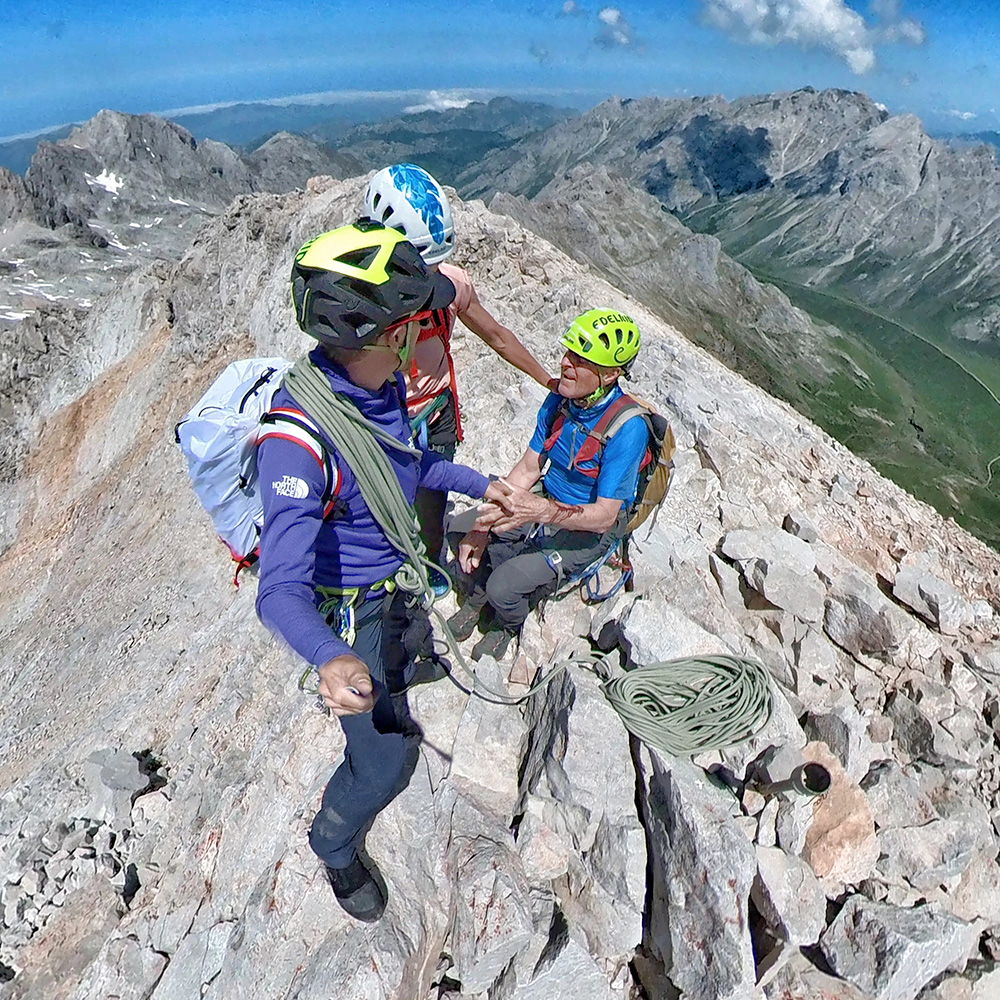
[0,110,355,327]
[458,88,1000,345]
[2,178,1000,1000]
[492,164,844,395]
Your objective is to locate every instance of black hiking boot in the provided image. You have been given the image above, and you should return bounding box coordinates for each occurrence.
[323,854,387,923]
[448,603,484,643]
[471,627,517,662]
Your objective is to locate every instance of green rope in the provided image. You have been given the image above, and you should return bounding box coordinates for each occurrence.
[592,653,773,756]
[283,358,565,705]
[282,361,774,745]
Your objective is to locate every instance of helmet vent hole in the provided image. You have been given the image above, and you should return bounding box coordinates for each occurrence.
[615,328,623,343]
[599,332,611,349]
[338,247,379,269]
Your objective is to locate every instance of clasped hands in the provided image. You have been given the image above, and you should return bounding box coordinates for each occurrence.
[458,478,551,572]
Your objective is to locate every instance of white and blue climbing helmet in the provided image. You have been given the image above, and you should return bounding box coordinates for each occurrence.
[364,164,456,265]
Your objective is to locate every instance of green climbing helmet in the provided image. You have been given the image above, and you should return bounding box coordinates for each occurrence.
[560,308,641,369]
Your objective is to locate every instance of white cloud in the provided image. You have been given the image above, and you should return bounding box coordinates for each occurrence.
[596,5,636,47]
[947,109,977,121]
[699,0,924,75]
[870,0,926,44]
[403,91,475,114]
[561,1,583,14]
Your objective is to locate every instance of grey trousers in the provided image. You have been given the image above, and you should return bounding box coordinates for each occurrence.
[447,507,617,631]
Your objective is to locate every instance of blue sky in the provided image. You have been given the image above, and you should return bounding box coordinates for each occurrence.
[2,0,999,141]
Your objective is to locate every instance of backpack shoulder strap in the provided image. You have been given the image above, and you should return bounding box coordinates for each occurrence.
[570,394,648,476]
[258,406,341,510]
[594,394,649,443]
[539,397,574,464]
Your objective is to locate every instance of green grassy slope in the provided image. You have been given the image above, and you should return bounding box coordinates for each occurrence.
[757,273,1000,548]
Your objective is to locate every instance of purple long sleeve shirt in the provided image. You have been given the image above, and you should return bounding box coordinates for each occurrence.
[255,348,489,667]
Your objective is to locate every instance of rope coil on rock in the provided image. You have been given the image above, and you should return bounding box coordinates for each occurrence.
[283,362,774,742]
[597,653,773,756]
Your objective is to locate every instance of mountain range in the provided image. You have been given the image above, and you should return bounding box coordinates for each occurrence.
[5,94,1000,1000]
[3,90,1000,549]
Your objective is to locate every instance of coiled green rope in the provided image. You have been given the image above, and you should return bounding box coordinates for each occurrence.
[597,653,773,756]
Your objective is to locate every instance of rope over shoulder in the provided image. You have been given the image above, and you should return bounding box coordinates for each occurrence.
[283,357,565,705]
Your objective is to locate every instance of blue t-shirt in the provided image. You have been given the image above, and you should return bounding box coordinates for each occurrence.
[528,386,649,506]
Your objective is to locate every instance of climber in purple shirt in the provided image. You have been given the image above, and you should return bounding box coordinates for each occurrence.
[255,222,511,923]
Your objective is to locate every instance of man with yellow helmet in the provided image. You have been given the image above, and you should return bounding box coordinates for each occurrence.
[449,308,648,661]
[256,221,512,922]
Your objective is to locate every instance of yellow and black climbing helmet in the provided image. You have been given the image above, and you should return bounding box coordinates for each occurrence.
[560,308,641,369]
[290,221,455,349]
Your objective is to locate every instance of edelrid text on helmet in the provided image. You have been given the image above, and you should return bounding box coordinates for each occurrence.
[290,222,455,350]
[560,308,641,369]
[364,164,456,265]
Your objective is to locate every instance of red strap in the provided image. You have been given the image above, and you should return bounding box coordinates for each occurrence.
[416,309,451,344]
[543,395,644,479]
[407,308,463,440]
[233,549,259,588]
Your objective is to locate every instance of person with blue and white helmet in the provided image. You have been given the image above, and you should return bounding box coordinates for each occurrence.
[364,164,558,584]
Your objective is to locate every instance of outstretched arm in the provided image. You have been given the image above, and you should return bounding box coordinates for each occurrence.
[471,446,622,536]
[459,290,559,392]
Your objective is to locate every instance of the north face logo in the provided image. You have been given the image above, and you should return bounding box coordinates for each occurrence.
[272,476,309,499]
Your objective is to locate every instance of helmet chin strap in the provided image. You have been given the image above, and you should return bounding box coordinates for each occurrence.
[579,383,611,407]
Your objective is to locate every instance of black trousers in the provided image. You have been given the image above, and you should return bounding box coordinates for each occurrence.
[308,591,419,868]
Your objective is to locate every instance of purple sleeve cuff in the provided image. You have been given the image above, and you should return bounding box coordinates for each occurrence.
[418,452,490,498]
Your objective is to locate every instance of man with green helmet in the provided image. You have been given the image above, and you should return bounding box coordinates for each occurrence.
[448,308,649,661]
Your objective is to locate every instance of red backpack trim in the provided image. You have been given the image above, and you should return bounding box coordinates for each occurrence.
[257,407,342,518]
[541,394,651,480]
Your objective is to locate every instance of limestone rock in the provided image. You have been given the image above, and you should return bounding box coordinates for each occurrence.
[517,665,645,957]
[751,844,827,946]
[721,526,825,622]
[450,835,533,994]
[860,760,939,830]
[641,751,757,1000]
[876,820,977,892]
[80,748,150,830]
[448,657,526,824]
[507,936,615,1000]
[820,896,979,1000]
[803,694,879,781]
[823,569,915,657]
[893,565,974,635]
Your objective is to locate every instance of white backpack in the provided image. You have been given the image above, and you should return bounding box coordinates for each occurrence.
[175,358,333,582]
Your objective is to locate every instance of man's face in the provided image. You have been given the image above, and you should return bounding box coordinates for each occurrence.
[379,310,433,370]
[558,349,609,399]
